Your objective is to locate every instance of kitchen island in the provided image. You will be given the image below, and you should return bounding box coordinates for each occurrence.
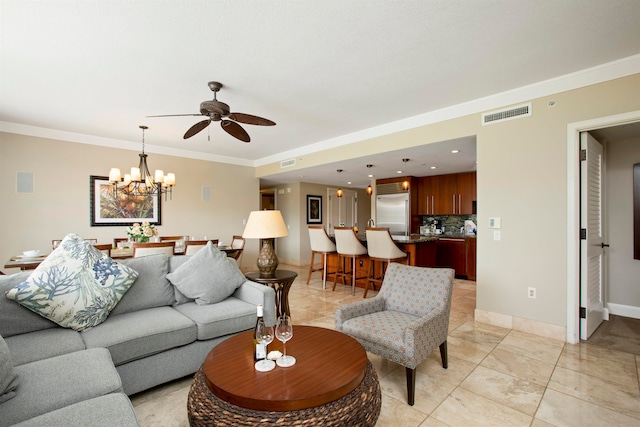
[325,233,475,292]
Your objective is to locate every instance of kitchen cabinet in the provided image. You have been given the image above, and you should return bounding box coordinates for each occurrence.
[417,175,440,215]
[436,237,476,279]
[418,172,476,215]
[436,238,466,276]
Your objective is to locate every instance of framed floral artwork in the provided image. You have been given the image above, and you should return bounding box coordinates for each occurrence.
[306,195,322,224]
[90,175,161,226]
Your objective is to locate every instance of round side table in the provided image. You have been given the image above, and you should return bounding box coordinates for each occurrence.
[244,270,297,318]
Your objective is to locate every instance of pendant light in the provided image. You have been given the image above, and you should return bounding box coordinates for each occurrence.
[402,158,410,191]
[336,169,343,198]
[366,164,373,196]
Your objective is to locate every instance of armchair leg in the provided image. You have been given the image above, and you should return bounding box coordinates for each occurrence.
[405,367,416,406]
[439,341,448,369]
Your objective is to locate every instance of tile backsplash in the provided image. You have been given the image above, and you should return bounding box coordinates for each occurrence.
[420,214,477,234]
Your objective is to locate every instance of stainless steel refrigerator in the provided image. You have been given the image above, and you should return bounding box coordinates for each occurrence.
[375,193,410,237]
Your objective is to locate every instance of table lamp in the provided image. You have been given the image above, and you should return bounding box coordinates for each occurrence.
[242,210,288,278]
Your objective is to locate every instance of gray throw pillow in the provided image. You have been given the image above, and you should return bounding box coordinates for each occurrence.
[0,335,19,403]
[166,242,245,305]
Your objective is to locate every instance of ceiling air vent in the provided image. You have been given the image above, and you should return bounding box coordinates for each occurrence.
[280,159,296,168]
[481,103,531,125]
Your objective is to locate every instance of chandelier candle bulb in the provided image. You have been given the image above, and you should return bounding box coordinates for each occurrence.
[122,174,131,185]
[109,168,121,182]
[154,170,164,183]
[131,167,141,182]
[165,173,176,186]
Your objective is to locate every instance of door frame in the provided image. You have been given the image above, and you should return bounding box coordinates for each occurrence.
[566,110,640,344]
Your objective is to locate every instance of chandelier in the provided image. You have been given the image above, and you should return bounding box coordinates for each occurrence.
[108,125,176,200]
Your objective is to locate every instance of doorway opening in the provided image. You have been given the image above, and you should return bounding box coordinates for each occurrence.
[567,110,640,344]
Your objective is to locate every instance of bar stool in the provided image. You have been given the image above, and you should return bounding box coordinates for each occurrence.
[307,226,337,289]
[365,227,408,298]
[333,227,368,296]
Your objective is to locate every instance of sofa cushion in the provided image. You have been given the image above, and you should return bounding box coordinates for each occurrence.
[11,393,140,427]
[5,234,138,331]
[0,271,57,338]
[0,335,19,404]
[169,255,194,304]
[81,306,197,366]
[174,298,257,340]
[1,348,122,426]
[5,328,85,366]
[167,242,245,305]
[111,254,175,316]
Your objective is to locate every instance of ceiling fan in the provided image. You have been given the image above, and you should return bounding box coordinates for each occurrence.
[147,81,275,142]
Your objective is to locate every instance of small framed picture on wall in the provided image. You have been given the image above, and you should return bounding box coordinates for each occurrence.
[306,195,322,224]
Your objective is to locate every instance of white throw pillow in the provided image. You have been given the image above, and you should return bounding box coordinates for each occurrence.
[5,234,138,331]
[167,241,245,305]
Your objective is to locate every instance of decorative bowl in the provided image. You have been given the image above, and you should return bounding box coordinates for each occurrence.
[22,250,40,257]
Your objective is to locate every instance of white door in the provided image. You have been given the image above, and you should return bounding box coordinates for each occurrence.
[580,132,605,340]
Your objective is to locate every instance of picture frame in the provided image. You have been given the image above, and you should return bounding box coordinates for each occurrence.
[90,175,161,226]
[306,195,322,224]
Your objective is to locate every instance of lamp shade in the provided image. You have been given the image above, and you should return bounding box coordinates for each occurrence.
[242,210,288,239]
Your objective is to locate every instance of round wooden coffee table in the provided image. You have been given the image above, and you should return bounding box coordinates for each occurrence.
[188,326,381,426]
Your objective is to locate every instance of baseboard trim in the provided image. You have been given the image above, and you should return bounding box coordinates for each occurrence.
[475,309,566,342]
[607,303,640,320]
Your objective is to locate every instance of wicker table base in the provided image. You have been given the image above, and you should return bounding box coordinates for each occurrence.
[187,361,381,427]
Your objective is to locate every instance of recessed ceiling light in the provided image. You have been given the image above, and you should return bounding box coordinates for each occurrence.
[368,174,374,178]
[430,166,437,169]
[397,170,403,174]
[451,150,459,154]
[347,181,352,184]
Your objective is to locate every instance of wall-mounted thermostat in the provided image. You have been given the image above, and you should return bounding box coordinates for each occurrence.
[489,217,501,229]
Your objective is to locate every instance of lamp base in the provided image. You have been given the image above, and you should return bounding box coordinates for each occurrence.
[257,238,278,278]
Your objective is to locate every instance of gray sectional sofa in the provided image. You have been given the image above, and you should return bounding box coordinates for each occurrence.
[0,252,276,426]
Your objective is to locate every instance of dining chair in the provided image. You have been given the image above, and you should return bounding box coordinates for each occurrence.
[336,263,455,406]
[184,239,218,256]
[307,225,337,289]
[364,227,408,298]
[53,238,97,250]
[92,243,112,256]
[133,241,176,258]
[332,227,368,296]
[159,236,184,242]
[113,237,129,248]
[230,235,245,264]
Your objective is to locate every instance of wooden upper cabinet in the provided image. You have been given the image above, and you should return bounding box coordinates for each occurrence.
[418,172,476,215]
[457,172,476,215]
[418,175,442,215]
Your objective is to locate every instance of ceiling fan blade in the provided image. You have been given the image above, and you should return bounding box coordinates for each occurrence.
[147,113,205,117]
[184,120,211,139]
[228,112,276,126]
[221,120,250,142]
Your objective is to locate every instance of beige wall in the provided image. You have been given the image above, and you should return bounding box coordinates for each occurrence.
[256,74,640,329]
[605,136,640,309]
[0,133,260,272]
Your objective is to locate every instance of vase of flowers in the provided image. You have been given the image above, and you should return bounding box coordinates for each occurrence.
[127,222,158,243]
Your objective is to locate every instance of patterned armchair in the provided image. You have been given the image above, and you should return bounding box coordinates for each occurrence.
[335,263,454,406]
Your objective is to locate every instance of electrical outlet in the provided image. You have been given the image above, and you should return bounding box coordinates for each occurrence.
[528,287,536,299]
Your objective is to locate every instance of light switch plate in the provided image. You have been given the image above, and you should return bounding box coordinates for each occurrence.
[493,230,501,241]
[489,217,501,228]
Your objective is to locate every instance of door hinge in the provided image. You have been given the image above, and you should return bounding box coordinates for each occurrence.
[580,149,587,161]
[580,228,587,240]
[580,307,586,319]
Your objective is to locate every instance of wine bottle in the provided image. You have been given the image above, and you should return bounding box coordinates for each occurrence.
[254,304,266,361]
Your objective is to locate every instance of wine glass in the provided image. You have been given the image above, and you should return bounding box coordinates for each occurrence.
[255,322,275,372]
[276,315,296,367]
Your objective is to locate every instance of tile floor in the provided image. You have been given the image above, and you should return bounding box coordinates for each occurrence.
[131,264,640,426]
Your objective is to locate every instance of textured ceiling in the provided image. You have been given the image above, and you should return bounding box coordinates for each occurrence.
[1,1,640,184]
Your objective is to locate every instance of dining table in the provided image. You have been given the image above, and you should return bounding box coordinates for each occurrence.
[4,244,239,271]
